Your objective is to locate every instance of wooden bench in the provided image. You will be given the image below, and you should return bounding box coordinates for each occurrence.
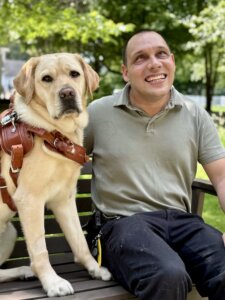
[0,160,216,300]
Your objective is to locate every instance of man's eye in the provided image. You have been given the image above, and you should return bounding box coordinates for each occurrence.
[70,70,80,78]
[135,55,146,64]
[42,75,53,82]
[157,51,170,58]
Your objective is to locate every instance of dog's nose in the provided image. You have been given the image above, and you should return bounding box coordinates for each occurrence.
[59,87,75,100]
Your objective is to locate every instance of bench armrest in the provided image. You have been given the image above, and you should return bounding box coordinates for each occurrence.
[191,178,217,215]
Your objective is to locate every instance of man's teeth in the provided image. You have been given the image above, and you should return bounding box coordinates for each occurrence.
[146,74,166,82]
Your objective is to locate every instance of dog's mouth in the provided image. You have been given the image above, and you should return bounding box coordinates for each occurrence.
[55,103,82,119]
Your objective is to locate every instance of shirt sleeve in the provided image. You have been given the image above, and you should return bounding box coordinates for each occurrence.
[198,108,225,165]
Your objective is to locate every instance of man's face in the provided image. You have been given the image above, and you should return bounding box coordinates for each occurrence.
[122,32,176,103]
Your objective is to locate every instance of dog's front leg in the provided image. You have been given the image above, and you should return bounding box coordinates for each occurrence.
[15,196,74,297]
[50,197,111,281]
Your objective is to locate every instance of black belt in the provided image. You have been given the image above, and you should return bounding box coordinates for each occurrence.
[101,212,121,222]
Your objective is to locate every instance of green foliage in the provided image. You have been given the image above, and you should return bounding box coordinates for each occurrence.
[181,0,225,111]
[203,194,225,232]
[0,0,225,103]
[0,0,134,55]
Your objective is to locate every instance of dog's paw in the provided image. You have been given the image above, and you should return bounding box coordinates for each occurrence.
[44,277,74,297]
[99,266,112,281]
[19,266,35,280]
[89,266,112,281]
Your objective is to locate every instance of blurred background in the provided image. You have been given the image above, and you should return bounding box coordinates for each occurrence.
[0,0,225,112]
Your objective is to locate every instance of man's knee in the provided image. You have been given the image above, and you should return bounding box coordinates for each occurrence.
[158,263,191,286]
[198,270,225,299]
[136,263,192,300]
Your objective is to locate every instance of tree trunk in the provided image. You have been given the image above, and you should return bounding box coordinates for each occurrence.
[204,47,213,114]
[205,80,212,114]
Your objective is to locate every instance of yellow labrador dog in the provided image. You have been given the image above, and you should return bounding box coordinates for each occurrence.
[0,53,111,297]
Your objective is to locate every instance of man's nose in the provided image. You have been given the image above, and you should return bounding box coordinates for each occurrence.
[147,56,162,69]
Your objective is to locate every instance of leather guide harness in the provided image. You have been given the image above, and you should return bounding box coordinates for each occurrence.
[0,108,89,212]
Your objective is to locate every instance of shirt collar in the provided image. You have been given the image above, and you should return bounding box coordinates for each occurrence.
[113,84,184,110]
[113,83,130,107]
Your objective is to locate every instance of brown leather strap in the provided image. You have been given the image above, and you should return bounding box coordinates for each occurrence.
[27,127,89,165]
[0,120,33,156]
[44,141,89,165]
[0,96,17,211]
[10,144,24,186]
[0,170,17,212]
[0,111,89,213]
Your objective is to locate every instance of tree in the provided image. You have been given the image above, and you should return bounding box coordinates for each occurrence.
[0,0,133,55]
[0,0,135,98]
[0,0,223,106]
[88,0,222,99]
[183,0,225,112]
[88,0,194,97]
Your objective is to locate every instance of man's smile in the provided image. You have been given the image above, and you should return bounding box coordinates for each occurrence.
[145,73,167,83]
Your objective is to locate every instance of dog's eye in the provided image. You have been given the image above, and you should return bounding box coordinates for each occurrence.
[42,75,53,82]
[70,70,80,78]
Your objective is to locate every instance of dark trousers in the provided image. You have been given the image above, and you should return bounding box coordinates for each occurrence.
[100,209,225,300]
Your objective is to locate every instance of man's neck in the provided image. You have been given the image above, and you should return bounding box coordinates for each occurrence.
[129,91,171,117]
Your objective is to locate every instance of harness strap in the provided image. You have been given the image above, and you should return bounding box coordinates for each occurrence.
[0,165,17,212]
[0,108,89,213]
[10,144,24,186]
[27,127,89,165]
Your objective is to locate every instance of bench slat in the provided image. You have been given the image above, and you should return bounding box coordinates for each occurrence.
[13,213,91,236]
[0,275,132,300]
[77,178,91,193]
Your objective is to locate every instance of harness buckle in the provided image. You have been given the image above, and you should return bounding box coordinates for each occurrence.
[1,111,17,127]
[53,137,59,148]
[0,185,7,189]
[10,164,20,173]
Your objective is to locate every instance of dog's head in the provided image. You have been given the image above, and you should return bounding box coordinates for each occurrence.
[13,53,99,119]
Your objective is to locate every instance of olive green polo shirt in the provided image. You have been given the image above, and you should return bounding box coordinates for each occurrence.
[84,85,225,216]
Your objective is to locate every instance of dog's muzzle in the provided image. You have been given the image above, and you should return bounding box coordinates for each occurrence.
[58,87,81,115]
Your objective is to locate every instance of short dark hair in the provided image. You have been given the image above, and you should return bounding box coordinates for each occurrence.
[122,30,170,65]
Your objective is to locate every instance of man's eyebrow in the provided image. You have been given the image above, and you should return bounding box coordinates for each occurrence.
[156,46,170,51]
[132,46,170,55]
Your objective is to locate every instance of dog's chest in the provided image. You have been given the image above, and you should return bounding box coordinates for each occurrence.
[20,138,81,185]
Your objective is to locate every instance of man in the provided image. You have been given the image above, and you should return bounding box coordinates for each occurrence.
[84,30,225,300]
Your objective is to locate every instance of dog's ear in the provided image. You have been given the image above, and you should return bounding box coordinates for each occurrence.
[75,54,99,97]
[13,57,40,103]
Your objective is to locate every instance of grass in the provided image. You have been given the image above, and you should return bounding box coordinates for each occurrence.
[212,105,225,113]
[196,124,225,233]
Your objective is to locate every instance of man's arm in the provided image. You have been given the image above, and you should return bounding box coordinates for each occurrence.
[203,158,225,212]
[203,158,225,244]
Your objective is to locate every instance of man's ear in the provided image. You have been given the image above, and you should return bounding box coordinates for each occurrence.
[13,57,40,103]
[75,54,99,97]
[121,64,129,82]
[171,53,176,64]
